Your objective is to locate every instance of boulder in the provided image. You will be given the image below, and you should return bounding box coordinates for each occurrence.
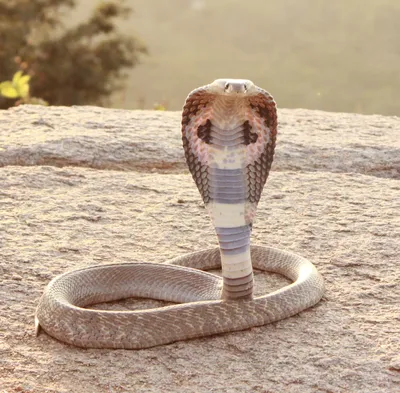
[0,105,399,392]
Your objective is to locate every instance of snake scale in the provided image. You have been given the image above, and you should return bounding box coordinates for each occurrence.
[35,79,324,349]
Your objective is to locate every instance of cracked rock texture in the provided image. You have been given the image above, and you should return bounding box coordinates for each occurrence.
[0,105,399,393]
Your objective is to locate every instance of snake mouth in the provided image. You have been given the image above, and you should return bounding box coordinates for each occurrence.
[210,78,254,96]
[224,82,248,94]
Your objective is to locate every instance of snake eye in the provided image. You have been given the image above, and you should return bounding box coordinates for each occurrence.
[224,82,230,92]
[243,84,248,92]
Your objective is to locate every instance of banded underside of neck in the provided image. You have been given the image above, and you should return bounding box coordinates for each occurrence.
[205,99,256,300]
[207,168,254,300]
[216,225,253,300]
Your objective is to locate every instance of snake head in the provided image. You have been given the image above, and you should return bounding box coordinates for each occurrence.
[209,79,257,96]
[181,79,278,213]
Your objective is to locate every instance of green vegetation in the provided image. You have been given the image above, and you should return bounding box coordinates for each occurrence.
[1,0,398,115]
[0,71,31,100]
[0,0,146,109]
[0,71,48,105]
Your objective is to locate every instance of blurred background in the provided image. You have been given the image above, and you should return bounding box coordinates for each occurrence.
[1,0,399,115]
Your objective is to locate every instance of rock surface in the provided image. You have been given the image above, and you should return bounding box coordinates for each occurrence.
[0,105,399,393]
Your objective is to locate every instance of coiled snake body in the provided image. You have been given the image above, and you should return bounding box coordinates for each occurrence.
[35,79,324,349]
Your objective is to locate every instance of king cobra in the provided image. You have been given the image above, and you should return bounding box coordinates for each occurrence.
[35,79,324,349]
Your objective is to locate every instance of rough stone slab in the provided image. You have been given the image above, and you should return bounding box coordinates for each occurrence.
[0,105,399,178]
[1,165,399,393]
[0,106,399,392]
